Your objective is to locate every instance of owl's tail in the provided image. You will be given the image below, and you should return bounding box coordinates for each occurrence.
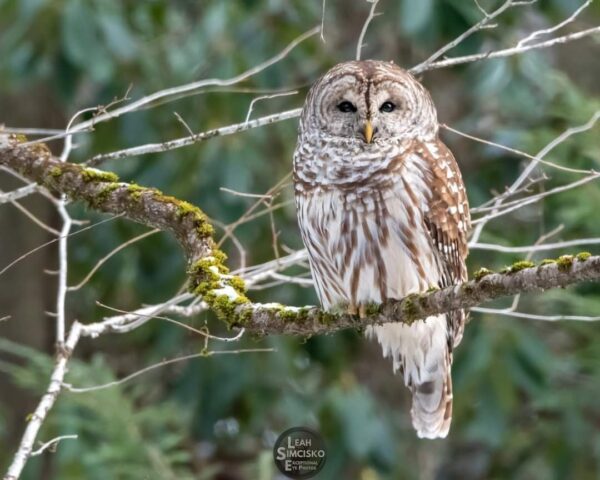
[367,315,453,439]
[410,352,453,439]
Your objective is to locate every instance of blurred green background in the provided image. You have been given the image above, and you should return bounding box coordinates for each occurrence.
[1,0,599,479]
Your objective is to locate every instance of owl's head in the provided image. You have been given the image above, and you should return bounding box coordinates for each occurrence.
[301,60,438,143]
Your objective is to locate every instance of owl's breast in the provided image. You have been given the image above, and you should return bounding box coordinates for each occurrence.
[295,179,439,311]
[293,136,413,196]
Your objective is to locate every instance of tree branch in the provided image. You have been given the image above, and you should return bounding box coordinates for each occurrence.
[2,137,599,339]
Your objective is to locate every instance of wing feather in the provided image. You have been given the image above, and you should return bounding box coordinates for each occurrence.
[417,140,470,346]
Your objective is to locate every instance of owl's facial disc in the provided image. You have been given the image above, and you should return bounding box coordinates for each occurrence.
[317,77,418,143]
[308,62,438,143]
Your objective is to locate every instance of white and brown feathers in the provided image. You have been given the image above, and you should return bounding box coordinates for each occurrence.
[293,60,470,438]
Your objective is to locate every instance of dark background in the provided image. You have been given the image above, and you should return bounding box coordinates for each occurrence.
[1,0,599,478]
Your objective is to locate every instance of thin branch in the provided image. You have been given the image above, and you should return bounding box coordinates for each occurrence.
[473,0,491,17]
[470,110,600,243]
[173,112,196,137]
[411,26,600,74]
[320,0,327,43]
[26,27,319,146]
[356,0,381,61]
[0,184,40,204]
[30,435,78,457]
[85,294,194,337]
[471,237,600,253]
[212,218,248,271]
[0,127,64,136]
[217,172,291,248]
[472,173,600,214]
[219,187,274,200]
[85,108,302,166]
[471,173,600,225]
[413,0,519,73]
[55,200,71,346]
[0,214,124,278]
[64,347,273,394]
[3,323,82,480]
[68,229,159,291]
[244,90,298,125]
[472,307,600,322]
[472,175,548,211]
[96,301,246,342]
[0,194,60,235]
[516,0,593,47]
[441,124,596,175]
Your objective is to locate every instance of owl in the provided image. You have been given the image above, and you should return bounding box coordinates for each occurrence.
[293,60,470,439]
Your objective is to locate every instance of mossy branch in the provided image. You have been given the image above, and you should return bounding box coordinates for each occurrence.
[2,137,600,337]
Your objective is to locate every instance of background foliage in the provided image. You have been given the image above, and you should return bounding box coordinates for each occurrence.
[1,0,599,479]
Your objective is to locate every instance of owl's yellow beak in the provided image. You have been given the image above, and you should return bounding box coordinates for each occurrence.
[363,120,374,144]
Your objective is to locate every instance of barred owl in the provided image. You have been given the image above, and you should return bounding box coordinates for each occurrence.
[293,60,470,439]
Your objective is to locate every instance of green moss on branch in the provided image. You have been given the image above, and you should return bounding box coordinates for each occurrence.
[81,168,119,183]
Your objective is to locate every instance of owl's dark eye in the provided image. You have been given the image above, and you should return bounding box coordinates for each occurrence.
[337,101,357,113]
[379,101,395,113]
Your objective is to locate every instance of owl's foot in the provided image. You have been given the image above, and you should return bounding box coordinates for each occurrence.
[346,304,368,318]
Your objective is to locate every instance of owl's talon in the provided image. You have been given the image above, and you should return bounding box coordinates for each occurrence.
[347,304,358,316]
[358,304,367,319]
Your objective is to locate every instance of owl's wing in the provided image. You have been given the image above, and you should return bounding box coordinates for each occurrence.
[420,140,470,285]
[419,140,470,345]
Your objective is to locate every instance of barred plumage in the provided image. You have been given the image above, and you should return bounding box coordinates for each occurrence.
[293,60,470,438]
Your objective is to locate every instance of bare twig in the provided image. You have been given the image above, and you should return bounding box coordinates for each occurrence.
[3,323,82,480]
[30,435,78,457]
[26,27,319,147]
[64,347,273,394]
[441,124,596,175]
[0,184,40,204]
[472,307,600,322]
[55,200,71,345]
[244,90,298,125]
[469,111,600,243]
[413,0,519,73]
[86,108,302,166]
[96,301,246,342]
[68,229,159,291]
[471,173,600,225]
[219,187,274,200]
[516,0,594,47]
[411,26,600,74]
[471,237,600,253]
[0,127,64,136]
[0,214,124,278]
[356,0,381,61]
[0,194,59,235]
[320,0,327,42]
